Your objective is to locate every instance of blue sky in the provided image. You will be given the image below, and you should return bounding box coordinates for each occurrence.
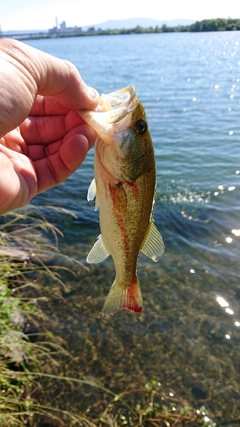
[1,0,240,31]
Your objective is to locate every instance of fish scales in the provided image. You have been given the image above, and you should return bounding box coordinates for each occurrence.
[78,86,164,315]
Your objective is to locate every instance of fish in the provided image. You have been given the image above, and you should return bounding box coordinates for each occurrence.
[78,85,164,316]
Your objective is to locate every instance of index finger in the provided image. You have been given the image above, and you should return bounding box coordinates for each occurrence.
[30,95,73,116]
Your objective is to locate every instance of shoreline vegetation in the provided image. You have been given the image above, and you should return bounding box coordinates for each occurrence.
[0,206,218,426]
[2,18,240,41]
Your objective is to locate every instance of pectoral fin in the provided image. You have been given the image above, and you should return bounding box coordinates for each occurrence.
[87,178,99,210]
[140,222,164,262]
[87,178,96,201]
[87,234,109,264]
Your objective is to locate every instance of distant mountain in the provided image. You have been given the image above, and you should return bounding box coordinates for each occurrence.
[2,18,195,36]
[83,18,195,31]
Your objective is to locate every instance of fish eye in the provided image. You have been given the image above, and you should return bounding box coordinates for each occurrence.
[134,119,148,135]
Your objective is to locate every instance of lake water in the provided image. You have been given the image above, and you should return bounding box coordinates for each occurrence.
[25,33,240,423]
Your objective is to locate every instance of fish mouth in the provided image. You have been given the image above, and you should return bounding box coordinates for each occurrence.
[78,85,137,145]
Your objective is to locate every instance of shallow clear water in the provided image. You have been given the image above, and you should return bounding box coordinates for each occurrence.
[25,33,240,422]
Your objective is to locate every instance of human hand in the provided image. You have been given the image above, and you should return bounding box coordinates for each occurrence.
[0,38,99,215]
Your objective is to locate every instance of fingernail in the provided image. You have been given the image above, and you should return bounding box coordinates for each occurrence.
[88,86,99,99]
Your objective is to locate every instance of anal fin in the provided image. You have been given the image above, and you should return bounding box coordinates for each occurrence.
[140,221,164,262]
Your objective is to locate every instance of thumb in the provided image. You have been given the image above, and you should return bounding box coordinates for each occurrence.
[2,38,99,111]
[36,57,99,110]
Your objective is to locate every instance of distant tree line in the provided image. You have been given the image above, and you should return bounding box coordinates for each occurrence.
[12,18,240,41]
[165,18,240,32]
[81,18,240,37]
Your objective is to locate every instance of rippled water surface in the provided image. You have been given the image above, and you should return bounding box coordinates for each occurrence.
[26,33,240,423]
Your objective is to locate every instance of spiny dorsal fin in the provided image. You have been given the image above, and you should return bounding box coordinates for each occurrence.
[140,221,164,262]
[87,234,109,264]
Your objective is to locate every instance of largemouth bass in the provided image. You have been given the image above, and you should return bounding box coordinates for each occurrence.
[78,86,164,315]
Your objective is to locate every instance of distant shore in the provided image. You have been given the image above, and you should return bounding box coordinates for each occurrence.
[2,18,240,41]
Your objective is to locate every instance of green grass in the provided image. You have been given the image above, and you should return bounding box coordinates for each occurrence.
[0,206,217,427]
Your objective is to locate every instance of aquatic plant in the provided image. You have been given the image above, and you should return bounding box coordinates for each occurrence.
[0,206,84,426]
[91,379,217,427]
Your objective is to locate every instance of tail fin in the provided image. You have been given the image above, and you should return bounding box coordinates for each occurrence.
[102,276,142,316]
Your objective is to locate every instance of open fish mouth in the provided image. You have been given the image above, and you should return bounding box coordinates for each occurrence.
[100,85,136,123]
[78,85,137,145]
